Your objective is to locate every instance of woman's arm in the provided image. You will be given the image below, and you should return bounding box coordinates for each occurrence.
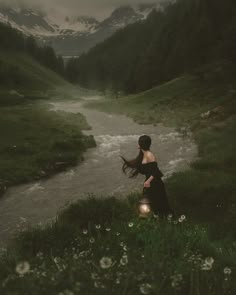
[144,176,154,187]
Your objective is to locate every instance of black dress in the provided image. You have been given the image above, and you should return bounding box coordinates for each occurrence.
[138,161,173,216]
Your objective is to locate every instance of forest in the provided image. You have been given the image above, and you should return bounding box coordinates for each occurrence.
[0,22,65,87]
[66,0,236,93]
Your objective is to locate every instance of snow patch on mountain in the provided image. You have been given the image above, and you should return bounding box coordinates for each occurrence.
[0,1,176,55]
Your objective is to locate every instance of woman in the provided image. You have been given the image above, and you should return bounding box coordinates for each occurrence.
[121,134,173,217]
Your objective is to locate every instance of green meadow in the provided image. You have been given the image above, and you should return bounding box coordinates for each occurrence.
[0,51,96,197]
[84,74,236,232]
[0,196,235,295]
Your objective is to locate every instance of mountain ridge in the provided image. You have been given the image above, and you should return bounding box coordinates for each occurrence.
[0,1,176,55]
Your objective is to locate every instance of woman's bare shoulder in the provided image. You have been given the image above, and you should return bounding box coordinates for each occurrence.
[147,151,157,162]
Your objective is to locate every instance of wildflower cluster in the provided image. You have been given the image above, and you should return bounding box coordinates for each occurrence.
[201,257,214,271]
[170,272,183,289]
[0,214,235,295]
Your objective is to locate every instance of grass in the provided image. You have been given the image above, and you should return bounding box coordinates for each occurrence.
[84,75,234,126]
[0,196,235,295]
[84,74,236,232]
[0,102,96,197]
[0,50,96,197]
[0,60,235,294]
[0,51,70,91]
[0,50,80,106]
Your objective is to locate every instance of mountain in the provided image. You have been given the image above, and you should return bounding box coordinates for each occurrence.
[66,0,236,93]
[0,5,98,37]
[0,1,175,56]
[0,6,56,36]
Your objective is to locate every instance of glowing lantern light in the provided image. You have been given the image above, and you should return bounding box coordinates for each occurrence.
[138,197,151,218]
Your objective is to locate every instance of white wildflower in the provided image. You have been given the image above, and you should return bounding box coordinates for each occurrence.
[79,251,86,257]
[123,245,128,251]
[89,237,95,244]
[139,283,152,294]
[53,257,61,264]
[82,229,88,235]
[36,252,44,259]
[94,281,105,288]
[99,257,113,269]
[201,257,214,271]
[178,215,186,223]
[128,222,134,228]
[120,254,128,266]
[95,224,101,229]
[167,214,173,220]
[171,273,183,289]
[91,273,99,280]
[15,261,30,275]
[224,267,232,275]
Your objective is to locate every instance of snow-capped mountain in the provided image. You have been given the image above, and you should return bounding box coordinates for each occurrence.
[0,1,175,56]
[0,4,99,37]
[0,6,55,36]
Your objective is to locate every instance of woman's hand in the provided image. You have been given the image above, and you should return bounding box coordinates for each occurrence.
[144,181,151,188]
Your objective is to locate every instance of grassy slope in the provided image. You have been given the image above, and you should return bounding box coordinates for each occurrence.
[0,196,235,295]
[84,74,236,229]
[0,51,70,92]
[0,52,96,196]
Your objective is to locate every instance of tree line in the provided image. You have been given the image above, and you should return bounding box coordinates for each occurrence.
[65,0,236,93]
[0,22,65,77]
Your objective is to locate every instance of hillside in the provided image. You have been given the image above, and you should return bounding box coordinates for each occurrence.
[0,22,65,81]
[0,49,72,108]
[84,72,236,230]
[0,24,96,197]
[68,0,236,93]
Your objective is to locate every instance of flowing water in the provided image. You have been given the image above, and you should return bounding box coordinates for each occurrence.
[0,96,198,246]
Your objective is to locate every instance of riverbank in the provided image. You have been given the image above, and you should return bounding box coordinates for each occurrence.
[84,74,236,233]
[0,99,96,198]
[0,49,97,198]
[0,97,197,248]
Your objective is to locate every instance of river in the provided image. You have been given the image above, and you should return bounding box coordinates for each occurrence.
[0,96,197,247]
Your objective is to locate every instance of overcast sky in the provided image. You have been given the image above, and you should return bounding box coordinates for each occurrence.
[0,0,159,20]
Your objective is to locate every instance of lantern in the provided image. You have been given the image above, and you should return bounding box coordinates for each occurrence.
[138,197,151,218]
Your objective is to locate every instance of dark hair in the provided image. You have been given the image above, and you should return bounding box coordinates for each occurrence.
[120,135,151,178]
[138,134,151,151]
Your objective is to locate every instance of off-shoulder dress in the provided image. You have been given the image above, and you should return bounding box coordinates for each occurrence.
[138,161,173,216]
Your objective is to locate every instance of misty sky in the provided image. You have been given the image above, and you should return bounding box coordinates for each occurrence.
[0,0,159,20]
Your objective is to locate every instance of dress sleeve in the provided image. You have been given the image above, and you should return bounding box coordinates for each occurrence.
[149,162,164,178]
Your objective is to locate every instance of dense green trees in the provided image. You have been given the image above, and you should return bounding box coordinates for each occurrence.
[0,23,65,77]
[67,0,236,93]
